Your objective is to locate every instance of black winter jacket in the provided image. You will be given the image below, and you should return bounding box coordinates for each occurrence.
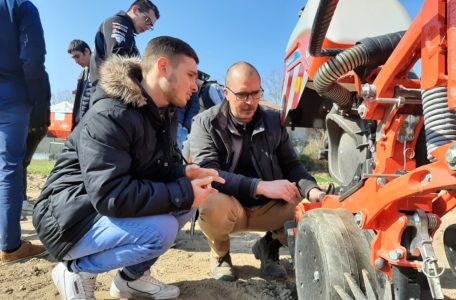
[189,101,319,206]
[71,67,91,128]
[33,57,194,260]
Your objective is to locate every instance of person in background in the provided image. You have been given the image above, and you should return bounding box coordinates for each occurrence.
[178,70,224,153]
[33,36,224,300]
[0,0,49,264]
[189,61,325,281]
[88,0,160,109]
[196,70,225,113]
[67,39,91,129]
[177,93,199,150]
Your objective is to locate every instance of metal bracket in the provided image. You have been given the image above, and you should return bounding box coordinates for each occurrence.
[408,209,444,299]
[397,115,420,144]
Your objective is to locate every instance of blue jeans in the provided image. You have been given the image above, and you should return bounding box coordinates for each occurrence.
[0,83,30,251]
[63,209,195,277]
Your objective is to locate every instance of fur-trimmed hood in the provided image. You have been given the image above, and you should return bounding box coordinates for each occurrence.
[98,55,148,107]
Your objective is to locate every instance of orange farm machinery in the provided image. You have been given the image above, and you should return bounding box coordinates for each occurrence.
[281,0,456,299]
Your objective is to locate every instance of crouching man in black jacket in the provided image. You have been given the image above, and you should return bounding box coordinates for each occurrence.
[33,36,223,300]
[189,62,325,282]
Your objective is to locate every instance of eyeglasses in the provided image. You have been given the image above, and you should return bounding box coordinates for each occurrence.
[226,86,263,101]
[142,12,154,29]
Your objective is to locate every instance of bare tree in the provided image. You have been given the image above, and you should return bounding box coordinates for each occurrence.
[263,70,283,104]
[51,90,73,105]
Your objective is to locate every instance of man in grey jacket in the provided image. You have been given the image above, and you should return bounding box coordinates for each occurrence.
[189,61,325,281]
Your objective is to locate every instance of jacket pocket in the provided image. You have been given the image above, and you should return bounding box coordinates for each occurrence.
[48,185,95,233]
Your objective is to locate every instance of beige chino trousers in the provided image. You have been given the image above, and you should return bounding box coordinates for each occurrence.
[198,193,295,257]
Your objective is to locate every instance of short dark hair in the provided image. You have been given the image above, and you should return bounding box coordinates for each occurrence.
[67,39,91,54]
[128,0,160,19]
[141,36,199,73]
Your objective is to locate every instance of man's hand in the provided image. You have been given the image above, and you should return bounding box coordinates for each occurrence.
[190,175,225,208]
[256,180,301,205]
[186,164,221,181]
[308,188,326,203]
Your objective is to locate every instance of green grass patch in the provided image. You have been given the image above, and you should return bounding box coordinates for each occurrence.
[312,172,335,185]
[27,160,335,186]
[28,160,56,176]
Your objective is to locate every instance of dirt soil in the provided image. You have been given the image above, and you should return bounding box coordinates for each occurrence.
[0,174,455,300]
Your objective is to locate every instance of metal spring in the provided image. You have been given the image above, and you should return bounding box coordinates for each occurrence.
[421,87,456,160]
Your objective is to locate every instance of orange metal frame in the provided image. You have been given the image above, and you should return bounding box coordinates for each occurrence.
[294,0,456,278]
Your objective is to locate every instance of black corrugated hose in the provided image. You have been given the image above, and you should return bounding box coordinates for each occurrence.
[309,0,341,57]
[313,31,405,110]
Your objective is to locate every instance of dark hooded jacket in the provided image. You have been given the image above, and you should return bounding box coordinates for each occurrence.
[33,56,194,260]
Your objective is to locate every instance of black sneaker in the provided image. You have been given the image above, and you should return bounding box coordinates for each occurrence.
[252,235,287,280]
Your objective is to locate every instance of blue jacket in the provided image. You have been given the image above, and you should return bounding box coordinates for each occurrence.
[0,0,50,126]
[177,92,200,132]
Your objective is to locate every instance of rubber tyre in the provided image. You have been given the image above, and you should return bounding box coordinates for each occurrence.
[443,223,456,277]
[334,209,387,298]
[295,209,360,300]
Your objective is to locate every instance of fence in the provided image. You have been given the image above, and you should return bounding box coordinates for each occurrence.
[33,136,65,160]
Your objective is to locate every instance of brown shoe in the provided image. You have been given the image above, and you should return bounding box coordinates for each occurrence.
[210,252,237,281]
[0,240,47,265]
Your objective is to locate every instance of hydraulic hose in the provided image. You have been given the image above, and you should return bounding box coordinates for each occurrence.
[313,31,405,110]
[309,0,341,57]
[314,43,369,109]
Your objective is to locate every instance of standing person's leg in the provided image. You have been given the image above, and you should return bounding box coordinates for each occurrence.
[53,213,186,299]
[0,91,46,264]
[22,125,48,215]
[0,102,29,251]
[198,193,248,281]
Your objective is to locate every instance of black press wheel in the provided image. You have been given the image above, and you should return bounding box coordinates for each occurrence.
[444,223,456,278]
[295,208,360,299]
